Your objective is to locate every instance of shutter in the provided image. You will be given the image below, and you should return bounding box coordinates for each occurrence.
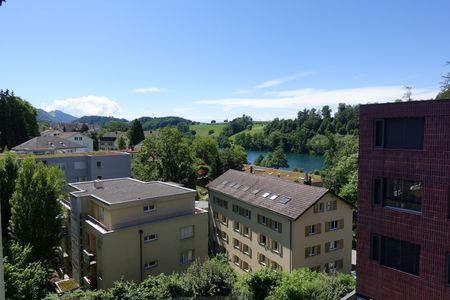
[338,239,344,249]
[305,248,309,258]
[325,242,330,253]
[339,219,344,229]
[317,245,321,255]
[278,222,282,233]
[338,259,343,269]
[317,223,322,234]
[325,263,330,273]
[268,238,272,250]
[305,226,309,236]
[257,214,261,223]
[332,200,337,210]
[325,222,330,232]
[313,204,318,213]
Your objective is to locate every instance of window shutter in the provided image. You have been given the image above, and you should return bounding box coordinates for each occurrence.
[325,242,330,253]
[278,223,282,233]
[332,200,337,210]
[324,263,330,273]
[305,248,309,258]
[338,239,344,249]
[325,222,330,232]
[314,204,318,213]
[317,223,322,234]
[337,259,343,269]
[339,219,344,229]
[305,226,309,236]
[317,245,321,255]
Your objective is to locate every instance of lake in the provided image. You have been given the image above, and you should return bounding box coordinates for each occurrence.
[245,150,324,172]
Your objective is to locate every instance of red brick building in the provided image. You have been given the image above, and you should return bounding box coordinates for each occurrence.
[356,100,450,299]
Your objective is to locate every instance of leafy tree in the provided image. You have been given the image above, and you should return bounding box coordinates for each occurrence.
[102,121,130,132]
[208,129,214,135]
[244,267,281,300]
[4,242,50,300]
[0,90,39,150]
[211,120,216,124]
[222,115,253,137]
[132,136,160,182]
[80,123,89,133]
[157,128,196,188]
[0,150,19,236]
[127,119,145,147]
[219,145,247,174]
[9,158,65,262]
[263,147,289,169]
[191,137,220,178]
[117,135,127,150]
[253,154,265,166]
[436,61,450,99]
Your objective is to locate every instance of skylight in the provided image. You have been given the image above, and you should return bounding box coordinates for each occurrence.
[222,180,228,185]
[251,189,260,195]
[234,184,241,189]
[241,186,250,192]
[279,196,291,204]
[229,182,236,187]
[262,192,270,198]
[270,195,278,200]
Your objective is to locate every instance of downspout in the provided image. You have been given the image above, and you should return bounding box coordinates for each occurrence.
[289,220,293,272]
[139,229,143,282]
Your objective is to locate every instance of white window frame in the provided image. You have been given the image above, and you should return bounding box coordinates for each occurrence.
[243,244,251,256]
[309,246,316,257]
[243,226,250,237]
[309,225,316,235]
[259,234,267,246]
[234,221,240,232]
[180,249,194,264]
[330,220,339,231]
[233,239,240,249]
[330,240,338,251]
[144,204,156,213]
[144,234,158,243]
[259,254,267,266]
[180,225,194,240]
[233,255,240,266]
[272,241,280,253]
[144,260,158,270]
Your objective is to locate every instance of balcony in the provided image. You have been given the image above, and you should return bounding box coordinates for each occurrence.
[83,249,96,267]
[83,275,97,290]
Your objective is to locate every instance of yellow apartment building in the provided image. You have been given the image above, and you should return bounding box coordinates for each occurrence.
[64,178,208,289]
[208,169,352,274]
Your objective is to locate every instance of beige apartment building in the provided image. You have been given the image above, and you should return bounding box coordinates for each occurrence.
[64,178,208,289]
[208,169,352,274]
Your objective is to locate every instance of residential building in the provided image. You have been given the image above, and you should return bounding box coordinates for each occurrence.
[40,129,63,137]
[99,132,128,151]
[208,169,352,274]
[34,152,131,183]
[12,136,87,154]
[65,178,208,289]
[59,132,94,152]
[356,100,450,299]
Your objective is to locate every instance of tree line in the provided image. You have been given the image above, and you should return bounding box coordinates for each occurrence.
[46,255,355,300]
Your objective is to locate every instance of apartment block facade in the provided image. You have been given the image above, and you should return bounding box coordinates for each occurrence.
[35,152,131,183]
[357,100,450,299]
[208,170,353,274]
[65,178,208,289]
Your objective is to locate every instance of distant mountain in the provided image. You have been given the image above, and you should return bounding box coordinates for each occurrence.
[73,115,129,126]
[37,109,77,123]
[138,116,195,130]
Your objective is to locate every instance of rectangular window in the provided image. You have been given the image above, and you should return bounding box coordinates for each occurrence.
[243,244,251,256]
[243,226,251,238]
[180,249,194,264]
[233,255,240,266]
[376,117,424,150]
[326,219,343,232]
[74,161,86,170]
[233,204,251,219]
[242,261,251,272]
[234,221,240,232]
[76,176,87,182]
[220,214,228,225]
[325,200,337,211]
[144,204,156,212]
[144,260,158,270]
[371,234,420,276]
[213,197,228,209]
[180,225,194,240]
[305,224,321,236]
[96,161,102,168]
[98,206,104,222]
[306,245,321,257]
[326,239,343,252]
[258,253,267,266]
[144,234,158,243]
[272,241,281,253]
[384,178,422,212]
[314,202,325,213]
[233,238,241,250]
[258,214,282,233]
[259,234,267,246]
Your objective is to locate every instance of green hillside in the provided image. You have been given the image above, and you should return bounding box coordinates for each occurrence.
[229,123,265,141]
[189,123,226,137]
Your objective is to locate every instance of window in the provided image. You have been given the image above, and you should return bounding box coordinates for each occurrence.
[234,221,240,232]
[243,244,251,256]
[233,255,240,266]
[144,204,156,212]
[57,163,66,170]
[242,261,251,272]
[144,260,158,270]
[262,192,270,198]
[314,202,325,213]
[98,206,104,222]
[180,225,194,240]
[97,176,102,180]
[220,231,228,243]
[305,224,321,236]
[213,197,228,209]
[243,226,250,237]
[326,260,343,274]
[232,204,251,219]
[271,261,281,271]
[213,211,219,221]
[259,234,267,246]
[272,241,280,253]
[326,219,343,232]
[258,253,267,266]
[258,214,282,233]
[180,249,194,264]
[374,117,424,150]
[220,214,228,225]
[144,234,158,243]
[371,234,420,275]
[306,245,320,257]
[96,161,102,168]
[310,265,321,272]
[325,200,337,211]
[76,176,87,182]
[326,240,343,252]
[374,177,422,212]
[233,238,241,250]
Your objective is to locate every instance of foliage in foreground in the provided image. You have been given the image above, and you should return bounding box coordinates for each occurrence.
[47,255,355,300]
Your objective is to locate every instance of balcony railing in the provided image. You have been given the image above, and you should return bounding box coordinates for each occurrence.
[83,249,96,266]
[86,215,108,231]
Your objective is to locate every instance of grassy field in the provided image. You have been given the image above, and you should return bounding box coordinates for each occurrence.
[229,123,265,141]
[190,123,226,138]
[243,164,323,186]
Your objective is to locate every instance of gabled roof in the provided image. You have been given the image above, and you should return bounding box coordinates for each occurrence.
[12,136,85,151]
[59,132,91,139]
[207,169,332,220]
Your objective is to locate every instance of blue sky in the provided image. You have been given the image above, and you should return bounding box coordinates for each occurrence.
[0,0,449,122]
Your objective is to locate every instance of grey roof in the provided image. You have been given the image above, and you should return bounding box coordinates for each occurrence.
[70,178,195,205]
[207,169,330,219]
[12,136,85,151]
[59,132,90,139]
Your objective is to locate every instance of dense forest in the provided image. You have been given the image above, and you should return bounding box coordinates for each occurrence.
[233,104,359,155]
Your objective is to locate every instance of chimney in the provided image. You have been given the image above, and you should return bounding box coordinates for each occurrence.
[94,179,104,189]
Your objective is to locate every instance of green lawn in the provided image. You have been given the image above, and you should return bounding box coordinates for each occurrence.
[229,123,265,141]
[190,123,226,138]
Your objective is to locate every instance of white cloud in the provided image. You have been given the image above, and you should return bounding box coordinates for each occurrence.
[254,71,316,90]
[196,86,438,110]
[43,95,122,117]
[173,107,193,112]
[133,87,167,93]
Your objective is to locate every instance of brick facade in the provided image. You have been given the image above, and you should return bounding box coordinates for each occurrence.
[357,100,450,299]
